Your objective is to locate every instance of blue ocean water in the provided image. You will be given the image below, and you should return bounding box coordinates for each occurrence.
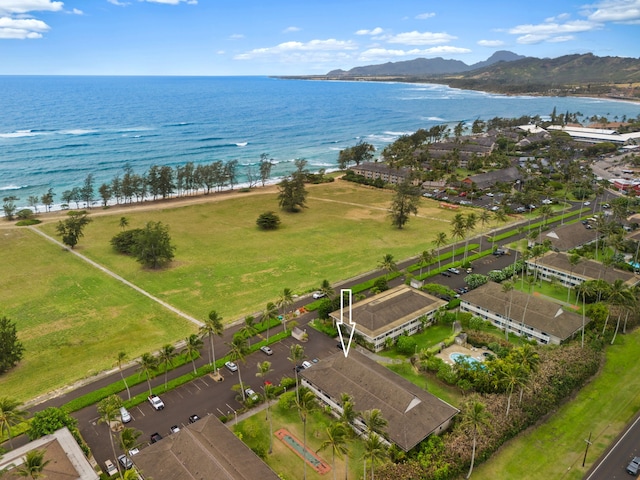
[0,76,638,210]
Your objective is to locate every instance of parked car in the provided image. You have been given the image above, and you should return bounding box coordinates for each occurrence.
[245,388,259,401]
[119,406,131,423]
[150,432,163,444]
[225,361,238,372]
[302,360,313,369]
[486,192,494,197]
[147,394,164,411]
[128,448,139,457]
[188,414,200,423]
[584,201,591,206]
[117,454,133,470]
[441,271,451,277]
[104,459,118,476]
[447,267,460,275]
[260,345,273,356]
[626,456,640,475]
[312,291,325,299]
[170,425,180,434]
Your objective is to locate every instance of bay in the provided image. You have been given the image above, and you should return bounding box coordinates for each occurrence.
[0,75,638,210]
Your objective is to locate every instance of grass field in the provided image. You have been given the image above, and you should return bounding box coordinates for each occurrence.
[2,181,491,403]
[0,227,195,402]
[471,329,640,480]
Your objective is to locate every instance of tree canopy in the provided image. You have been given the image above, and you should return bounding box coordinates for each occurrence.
[131,221,176,269]
[0,316,24,374]
[55,211,92,249]
[278,159,308,212]
[389,180,420,229]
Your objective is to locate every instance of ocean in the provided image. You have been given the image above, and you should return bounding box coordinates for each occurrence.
[1,76,638,211]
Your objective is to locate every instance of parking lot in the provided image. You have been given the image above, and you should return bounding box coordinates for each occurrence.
[74,327,337,470]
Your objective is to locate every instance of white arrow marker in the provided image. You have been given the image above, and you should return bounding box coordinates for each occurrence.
[337,289,356,357]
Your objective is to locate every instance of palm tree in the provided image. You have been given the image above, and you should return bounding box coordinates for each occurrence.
[256,360,273,384]
[497,360,528,417]
[510,344,540,402]
[459,398,492,479]
[363,432,387,480]
[318,422,349,480]
[339,393,356,480]
[98,395,124,479]
[263,301,279,341]
[418,249,435,277]
[119,426,142,456]
[158,344,177,391]
[434,232,447,271]
[318,279,335,299]
[119,216,129,231]
[115,351,132,401]
[450,213,466,264]
[463,213,477,264]
[263,382,277,454]
[566,253,582,303]
[501,281,514,341]
[361,408,388,438]
[538,204,553,242]
[478,209,491,251]
[15,449,50,479]
[227,335,249,401]
[239,315,258,346]
[184,333,203,374]
[278,287,294,333]
[137,353,158,395]
[288,343,306,402]
[608,280,634,344]
[377,253,397,279]
[492,209,508,251]
[296,388,317,480]
[0,397,27,448]
[200,310,224,373]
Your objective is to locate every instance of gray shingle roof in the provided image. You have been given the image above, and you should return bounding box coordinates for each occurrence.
[461,282,586,341]
[543,222,598,251]
[132,415,280,480]
[533,251,637,285]
[329,285,446,338]
[301,350,458,451]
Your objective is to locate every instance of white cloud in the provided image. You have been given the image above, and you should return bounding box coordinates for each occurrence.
[545,13,571,22]
[235,38,357,62]
[509,19,600,43]
[384,30,456,45]
[584,0,640,23]
[71,8,82,14]
[230,33,244,39]
[0,0,63,15]
[415,12,435,19]
[477,39,505,47]
[359,45,471,61]
[355,27,383,35]
[548,35,575,42]
[0,16,50,38]
[107,0,129,5]
[283,26,301,33]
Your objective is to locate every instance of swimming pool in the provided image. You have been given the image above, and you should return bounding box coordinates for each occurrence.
[450,352,481,365]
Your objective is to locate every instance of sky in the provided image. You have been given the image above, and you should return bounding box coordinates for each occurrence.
[0,0,638,75]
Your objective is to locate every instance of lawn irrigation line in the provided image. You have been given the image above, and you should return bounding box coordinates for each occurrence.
[28,226,204,328]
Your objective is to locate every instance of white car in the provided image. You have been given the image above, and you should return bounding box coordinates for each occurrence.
[225,361,238,372]
[312,291,325,299]
[542,198,553,205]
[260,345,273,356]
[584,201,591,206]
[245,388,259,401]
[302,360,313,369]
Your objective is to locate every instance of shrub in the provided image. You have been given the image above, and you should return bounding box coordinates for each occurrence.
[16,218,41,226]
[256,211,281,230]
[110,228,143,254]
[396,335,418,355]
[16,209,34,220]
[373,277,389,292]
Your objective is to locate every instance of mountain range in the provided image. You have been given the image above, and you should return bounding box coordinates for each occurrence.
[326,50,526,77]
[317,51,640,99]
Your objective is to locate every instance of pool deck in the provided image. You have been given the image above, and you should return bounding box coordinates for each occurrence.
[436,344,487,365]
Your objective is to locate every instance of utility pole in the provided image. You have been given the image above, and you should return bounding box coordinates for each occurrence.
[582,431,592,467]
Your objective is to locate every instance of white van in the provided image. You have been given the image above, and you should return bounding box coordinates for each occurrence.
[120,406,131,423]
[104,459,118,476]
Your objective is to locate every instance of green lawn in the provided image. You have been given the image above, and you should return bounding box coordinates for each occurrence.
[0,228,195,402]
[471,329,640,480]
[235,395,368,480]
[3,181,504,403]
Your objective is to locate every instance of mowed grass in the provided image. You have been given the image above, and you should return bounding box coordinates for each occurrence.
[471,330,640,480]
[0,228,195,402]
[4,181,488,403]
[39,181,472,322]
